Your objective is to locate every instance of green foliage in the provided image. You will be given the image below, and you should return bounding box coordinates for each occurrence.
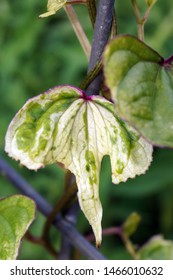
[104,35,173,147]
[123,212,141,237]
[1,0,173,259]
[5,85,152,245]
[0,195,35,259]
[139,235,173,260]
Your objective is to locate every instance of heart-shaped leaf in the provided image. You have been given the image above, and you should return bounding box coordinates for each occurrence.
[139,235,173,260]
[0,195,35,260]
[39,0,67,18]
[5,85,152,245]
[103,35,173,147]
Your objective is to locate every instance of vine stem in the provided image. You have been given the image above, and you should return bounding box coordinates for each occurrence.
[86,0,115,95]
[131,0,144,41]
[67,1,96,27]
[121,233,139,260]
[137,23,144,42]
[86,0,97,27]
[67,0,87,4]
[131,0,141,21]
[42,177,77,255]
[64,5,91,60]
[80,59,102,90]
[111,10,118,38]
[131,0,156,42]
[85,225,139,260]
[86,226,122,242]
[25,232,57,258]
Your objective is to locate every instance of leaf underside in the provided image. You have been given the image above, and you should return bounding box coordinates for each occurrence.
[39,0,67,18]
[5,85,152,245]
[0,195,35,260]
[104,35,173,147]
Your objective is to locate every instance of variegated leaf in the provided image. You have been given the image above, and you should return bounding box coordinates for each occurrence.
[5,85,152,245]
[39,0,67,18]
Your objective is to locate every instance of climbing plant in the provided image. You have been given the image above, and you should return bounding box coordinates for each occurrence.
[2,0,173,259]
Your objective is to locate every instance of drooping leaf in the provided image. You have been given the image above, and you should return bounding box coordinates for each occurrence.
[39,0,67,18]
[5,85,152,245]
[139,235,173,260]
[0,195,35,260]
[103,35,173,147]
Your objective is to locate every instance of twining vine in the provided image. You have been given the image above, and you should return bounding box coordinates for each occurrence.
[1,0,173,260]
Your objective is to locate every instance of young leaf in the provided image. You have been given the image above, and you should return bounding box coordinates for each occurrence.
[39,0,67,18]
[0,195,35,260]
[139,235,173,260]
[104,35,173,147]
[123,212,141,237]
[5,85,152,246]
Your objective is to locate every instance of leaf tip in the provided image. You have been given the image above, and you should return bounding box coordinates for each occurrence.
[96,240,101,248]
[39,11,56,18]
[94,224,102,248]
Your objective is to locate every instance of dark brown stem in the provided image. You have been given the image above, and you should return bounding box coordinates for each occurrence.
[25,231,43,245]
[42,175,77,256]
[86,226,122,242]
[25,231,57,258]
[67,0,87,4]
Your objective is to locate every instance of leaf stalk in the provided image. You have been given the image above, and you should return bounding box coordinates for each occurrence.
[64,5,91,60]
[131,0,157,41]
[86,0,97,27]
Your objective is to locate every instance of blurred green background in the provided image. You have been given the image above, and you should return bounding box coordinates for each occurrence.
[0,0,173,259]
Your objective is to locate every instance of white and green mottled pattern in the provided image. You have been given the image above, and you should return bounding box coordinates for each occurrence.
[5,85,152,245]
[39,0,67,18]
[104,35,173,147]
[0,195,35,260]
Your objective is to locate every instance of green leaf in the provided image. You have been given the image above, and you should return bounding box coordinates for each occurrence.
[5,85,152,246]
[123,212,141,237]
[103,35,173,147]
[139,235,173,260]
[0,195,35,260]
[39,0,67,18]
